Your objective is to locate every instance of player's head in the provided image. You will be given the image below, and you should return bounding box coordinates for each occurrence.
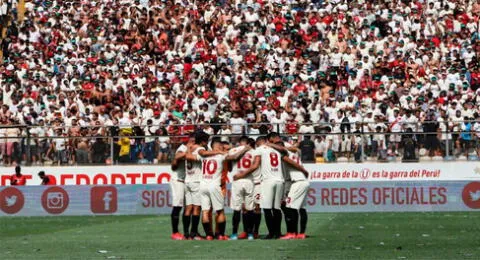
[221,141,231,151]
[195,132,210,146]
[187,133,196,145]
[275,141,285,146]
[15,166,21,175]
[256,136,267,146]
[211,137,223,151]
[248,138,256,148]
[38,171,45,178]
[267,132,281,143]
[239,136,249,145]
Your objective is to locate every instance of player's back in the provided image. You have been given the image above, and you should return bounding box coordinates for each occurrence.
[230,145,255,182]
[200,154,226,186]
[257,145,284,182]
[173,144,187,181]
[185,146,205,183]
[286,150,307,181]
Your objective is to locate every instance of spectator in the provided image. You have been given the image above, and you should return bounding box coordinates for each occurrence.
[157,128,170,163]
[217,122,232,143]
[402,128,418,162]
[299,135,315,163]
[373,126,387,161]
[91,137,108,164]
[422,111,440,157]
[457,117,473,157]
[0,0,479,164]
[144,119,158,163]
[118,130,131,164]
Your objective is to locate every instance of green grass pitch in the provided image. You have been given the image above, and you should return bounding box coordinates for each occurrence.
[1,212,480,259]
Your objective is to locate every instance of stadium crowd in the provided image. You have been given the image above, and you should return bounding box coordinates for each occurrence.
[1,0,480,165]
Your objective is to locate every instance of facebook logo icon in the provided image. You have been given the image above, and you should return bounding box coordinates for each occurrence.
[91,187,117,214]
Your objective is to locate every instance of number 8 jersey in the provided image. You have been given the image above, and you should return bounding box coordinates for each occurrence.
[200,154,227,186]
[254,145,284,182]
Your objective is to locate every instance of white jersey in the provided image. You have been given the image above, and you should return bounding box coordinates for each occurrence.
[255,145,284,182]
[286,150,307,181]
[172,144,187,181]
[185,146,205,183]
[200,154,226,186]
[229,145,254,182]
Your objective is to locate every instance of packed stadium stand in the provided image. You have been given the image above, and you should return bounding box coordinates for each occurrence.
[0,0,480,165]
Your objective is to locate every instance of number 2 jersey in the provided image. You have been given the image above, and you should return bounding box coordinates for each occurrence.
[253,145,284,182]
[200,154,227,186]
[185,146,205,183]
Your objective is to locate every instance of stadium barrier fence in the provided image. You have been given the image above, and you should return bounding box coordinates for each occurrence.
[0,120,479,166]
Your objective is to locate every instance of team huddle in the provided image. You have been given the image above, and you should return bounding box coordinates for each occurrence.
[170,132,310,240]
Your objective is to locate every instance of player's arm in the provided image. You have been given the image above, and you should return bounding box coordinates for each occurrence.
[198,149,225,157]
[282,155,309,178]
[233,155,260,180]
[171,152,186,171]
[225,146,251,161]
[265,143,289,156]
[10,176,17,185]
[185,145,201,161]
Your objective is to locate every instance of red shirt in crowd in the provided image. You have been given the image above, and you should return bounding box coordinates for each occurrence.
[10,174,27,186]
[286,121,298,134]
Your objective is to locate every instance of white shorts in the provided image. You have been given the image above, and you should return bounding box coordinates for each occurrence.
[231,179,254,211]
[200,184,225,212]
[185,182,201,206]
[253,183,262,205]
[169,180,185,207]
[261,179,284,210]
[286,180,310,210]
[390,134,401,143]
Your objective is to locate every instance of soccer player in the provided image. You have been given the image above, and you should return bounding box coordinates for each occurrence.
[229,136,255,240]
[169,134,195,240]
[10,166,27,186]
[234,133,281,238]
[38,171,56,185]
[268,142,310,240]
[184,132,223,240]
[250,137,265,238]
[196,137,250,240]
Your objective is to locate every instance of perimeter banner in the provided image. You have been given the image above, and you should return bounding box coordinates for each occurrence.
[1,181,480,216]
[1,162,480,186]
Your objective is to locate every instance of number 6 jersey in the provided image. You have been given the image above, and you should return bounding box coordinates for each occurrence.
[229,145,255,182]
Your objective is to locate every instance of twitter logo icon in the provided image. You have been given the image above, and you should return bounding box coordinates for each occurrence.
[5,195,17,207]
[0,187,25,214]
[463,182,480,209]
[470,191,480,202]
